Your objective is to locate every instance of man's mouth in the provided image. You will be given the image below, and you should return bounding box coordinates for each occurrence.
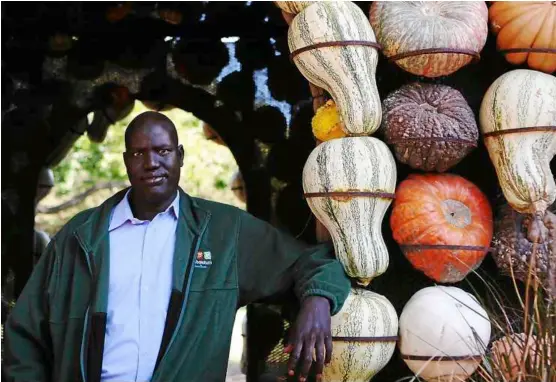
[143,175,167,186]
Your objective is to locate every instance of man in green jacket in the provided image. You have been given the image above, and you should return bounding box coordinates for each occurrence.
[4,112,351,382]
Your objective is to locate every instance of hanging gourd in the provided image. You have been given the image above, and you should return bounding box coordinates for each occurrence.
[390,173,493,283]
[157,8,183,25]
[88,86,135,143]
[369,2,488,77]
[302,137,397,286]
[479,69,556,215]
[489,1,556,74]
[399,286,491,382]
[312,100,347,142]
[106,2,132,23]
[380,82,478,172]
[289,1,382,135]
[202,122,226,146]
[104,86,135,123]
[230,170,246,204]
[47,33,72,57]
[323,288,398,382]
[274,1,313,15]
[492,201,555,295]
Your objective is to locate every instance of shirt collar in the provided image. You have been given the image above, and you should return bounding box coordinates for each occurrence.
[109,189,180,231]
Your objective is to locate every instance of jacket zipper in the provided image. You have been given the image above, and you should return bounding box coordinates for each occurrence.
[151,214,211,381]
[76,235,95,382]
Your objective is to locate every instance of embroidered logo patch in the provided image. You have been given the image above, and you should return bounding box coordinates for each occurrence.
[194,251,213,268]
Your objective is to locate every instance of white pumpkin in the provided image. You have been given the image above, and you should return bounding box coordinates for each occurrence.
[324,288,398,382]
[479,69,556,215]
[288,1,382,135]
[399,286,491,382]
[302,137,397,286]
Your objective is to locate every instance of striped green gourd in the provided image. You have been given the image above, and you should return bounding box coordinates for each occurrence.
[274,1,312,15]
[323,287,398,382]
[302,137,397,285]
[288,1,381,135]
[479,69,556,215]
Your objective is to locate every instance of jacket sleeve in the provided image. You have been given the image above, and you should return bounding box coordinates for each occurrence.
[236,210,350,315]
[4,238,58,382]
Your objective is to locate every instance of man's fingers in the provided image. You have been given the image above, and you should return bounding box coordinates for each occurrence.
[298,334,316,382]
[325,334,333,365]
[287,339,303,377]
[314,336,326,380]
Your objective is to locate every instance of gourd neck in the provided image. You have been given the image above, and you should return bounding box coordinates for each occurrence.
[442,199,471,228]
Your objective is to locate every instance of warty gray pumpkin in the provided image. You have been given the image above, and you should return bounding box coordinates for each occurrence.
[380,82,479,172]
[492,201,555,296]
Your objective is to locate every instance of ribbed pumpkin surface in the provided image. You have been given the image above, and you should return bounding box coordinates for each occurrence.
[489,1,556,73]
[370,1,488,77]
[390,173,493,283]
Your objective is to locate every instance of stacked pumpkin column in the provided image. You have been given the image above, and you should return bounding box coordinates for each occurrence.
[277,2,399,381]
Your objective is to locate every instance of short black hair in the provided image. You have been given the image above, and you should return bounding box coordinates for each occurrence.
[124,111,178,149]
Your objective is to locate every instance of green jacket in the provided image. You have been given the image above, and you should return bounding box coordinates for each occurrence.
[4,188,350,382]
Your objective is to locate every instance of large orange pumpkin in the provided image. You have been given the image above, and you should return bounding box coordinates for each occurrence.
[489,2,556,74]
[390,173,493,283]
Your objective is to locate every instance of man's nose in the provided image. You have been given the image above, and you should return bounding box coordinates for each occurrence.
[143,151,159,169]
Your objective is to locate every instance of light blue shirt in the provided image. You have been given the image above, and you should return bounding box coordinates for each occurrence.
[101,191,179,382]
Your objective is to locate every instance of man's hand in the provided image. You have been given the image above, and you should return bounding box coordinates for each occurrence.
[284,296,332,381]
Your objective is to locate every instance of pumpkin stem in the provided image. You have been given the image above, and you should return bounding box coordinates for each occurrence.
[442,199,471,228]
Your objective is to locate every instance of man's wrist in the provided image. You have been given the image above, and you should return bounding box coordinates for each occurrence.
[302,295,331,311]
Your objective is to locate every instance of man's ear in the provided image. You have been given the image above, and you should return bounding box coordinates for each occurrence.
[123,152,131,173]
[178,144,184,167]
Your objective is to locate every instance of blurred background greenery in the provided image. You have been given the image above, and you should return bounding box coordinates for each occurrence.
[36,102,245,236]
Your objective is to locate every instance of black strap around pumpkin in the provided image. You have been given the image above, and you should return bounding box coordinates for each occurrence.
[387,47,480,63]
[303,191,395,199]
[483,126,556,138]
[400,353,483,361]
[290,40,382,62]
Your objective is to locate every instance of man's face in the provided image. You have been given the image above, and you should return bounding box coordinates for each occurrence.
[124,123,184,206]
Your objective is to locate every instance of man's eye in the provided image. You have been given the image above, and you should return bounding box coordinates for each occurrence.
[132,152,143,157]
[159,149,170,155]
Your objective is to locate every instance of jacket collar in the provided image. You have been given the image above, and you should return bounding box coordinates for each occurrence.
[108,189,180,231]
[74,187,209,255]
